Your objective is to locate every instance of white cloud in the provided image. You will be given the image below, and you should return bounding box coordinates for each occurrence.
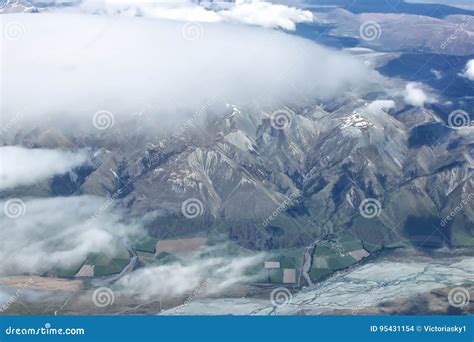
[430,69,442,80]
[462,59,474,81]
[79,0,313,30]
[364,100,395,115]
[219,1,313,31]
[403,82,429,107]
[0,196,140,275]
[0,146,87,190]
[81,0,222,22]
[2,13,368,134]
[118,247,265,300]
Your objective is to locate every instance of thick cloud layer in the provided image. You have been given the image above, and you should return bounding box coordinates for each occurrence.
[0,196,140,275]
[2,13,368,134]
[0,146,87,190]
[80,0,314,30]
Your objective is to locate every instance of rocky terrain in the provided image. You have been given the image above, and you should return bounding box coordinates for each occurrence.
[9,58,473,252]
[0,0,473,315]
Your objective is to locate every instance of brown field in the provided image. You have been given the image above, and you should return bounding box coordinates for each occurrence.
[349,249,370,261]
[155,237,208,257]
[75,264,95,278]
[0,276,82,292]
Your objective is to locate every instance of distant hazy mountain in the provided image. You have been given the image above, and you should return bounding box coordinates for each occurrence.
[406,0,473,11]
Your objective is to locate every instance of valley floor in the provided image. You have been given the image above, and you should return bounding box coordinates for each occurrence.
[159,249,474,315]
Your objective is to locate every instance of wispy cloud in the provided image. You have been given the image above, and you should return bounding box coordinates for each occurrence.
[0,146,87,190]
[0,196,140,275]
[118,245,265,300]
